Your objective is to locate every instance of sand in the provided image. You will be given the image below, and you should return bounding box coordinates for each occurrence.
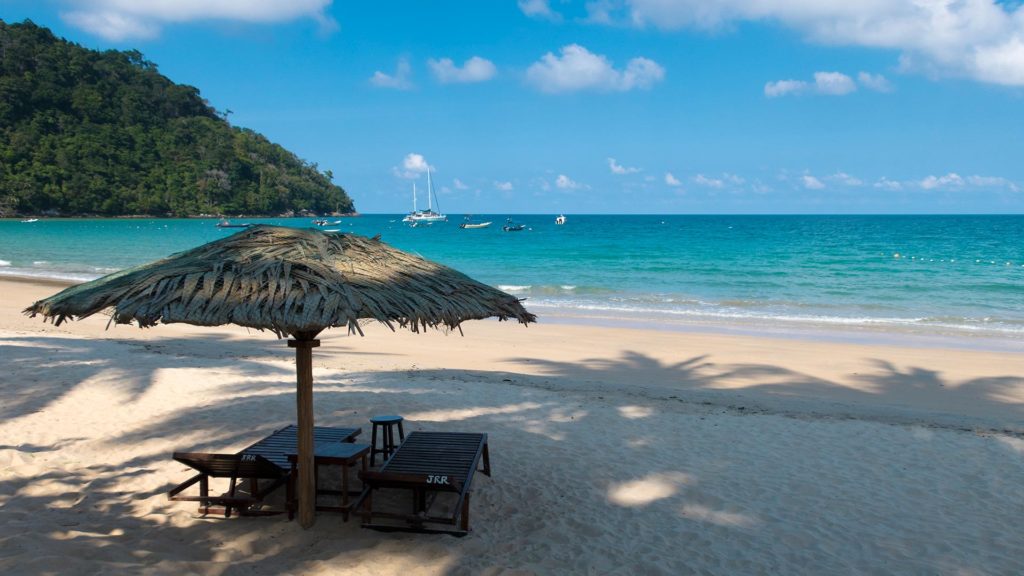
[1,276,1023,575]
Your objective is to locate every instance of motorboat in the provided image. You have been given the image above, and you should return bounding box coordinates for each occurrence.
[460,215,492,229]
[216,219,252,228]
[555,214,566,225]
[313,219,342,226]
[502,218,525,232]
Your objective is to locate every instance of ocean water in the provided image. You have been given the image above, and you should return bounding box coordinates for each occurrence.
[2,215,1023,345]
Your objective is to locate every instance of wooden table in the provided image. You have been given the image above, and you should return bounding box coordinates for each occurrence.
[287,441,371,521]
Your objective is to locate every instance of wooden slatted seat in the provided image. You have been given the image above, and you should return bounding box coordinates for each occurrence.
[168,425,360,517]
[357,431,491,535]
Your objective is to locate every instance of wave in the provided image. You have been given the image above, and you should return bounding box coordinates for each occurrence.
[526,298,1024,337]
[497,284,615,296]
[0,267,100,282]
[0,259,9,267]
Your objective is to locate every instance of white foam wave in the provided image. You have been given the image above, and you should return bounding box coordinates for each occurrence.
[0,259,9,267]
[498,285,531,294]
[0,268,99,282]
[527,299,1024,336]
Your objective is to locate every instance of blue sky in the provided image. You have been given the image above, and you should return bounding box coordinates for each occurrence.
[3,1,1024,214]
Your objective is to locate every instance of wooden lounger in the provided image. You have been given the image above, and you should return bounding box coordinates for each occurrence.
[169,424,360,517]
[357,431,491,536]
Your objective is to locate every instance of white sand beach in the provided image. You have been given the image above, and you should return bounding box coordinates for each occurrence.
[2,276,1023,575]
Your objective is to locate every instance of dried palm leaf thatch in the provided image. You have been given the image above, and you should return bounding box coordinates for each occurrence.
[25,225,535,337]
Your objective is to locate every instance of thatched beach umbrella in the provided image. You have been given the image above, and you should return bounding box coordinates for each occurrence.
[25,225,535,528]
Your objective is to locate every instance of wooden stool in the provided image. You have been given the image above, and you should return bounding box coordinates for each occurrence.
[369,415,405,466]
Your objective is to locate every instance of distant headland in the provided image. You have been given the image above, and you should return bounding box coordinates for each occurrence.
[0,20,354,218]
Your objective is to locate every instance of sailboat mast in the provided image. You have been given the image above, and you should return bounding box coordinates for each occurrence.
[427,167,433,212]
[412,182,417,212]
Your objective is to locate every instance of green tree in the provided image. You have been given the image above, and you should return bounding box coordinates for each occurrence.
[0,19,355,217]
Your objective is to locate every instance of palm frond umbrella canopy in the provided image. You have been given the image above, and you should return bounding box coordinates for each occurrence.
[25,225,535,528]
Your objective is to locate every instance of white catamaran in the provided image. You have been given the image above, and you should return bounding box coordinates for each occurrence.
[402,167,447,224]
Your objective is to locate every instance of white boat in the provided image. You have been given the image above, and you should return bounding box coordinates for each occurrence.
[460,215,492,229]
[216,219,251,228]
[402,167,447,224]
[21,218,39,223]
[555,214,566,225]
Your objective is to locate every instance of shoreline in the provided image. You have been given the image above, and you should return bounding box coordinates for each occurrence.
[8,271,1022,354]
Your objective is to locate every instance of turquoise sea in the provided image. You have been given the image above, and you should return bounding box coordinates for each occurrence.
[2,215,1023,346]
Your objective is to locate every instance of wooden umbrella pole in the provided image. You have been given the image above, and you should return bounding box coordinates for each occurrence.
[288,333,321,529]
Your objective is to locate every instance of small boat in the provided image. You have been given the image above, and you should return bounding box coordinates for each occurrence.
[216,219,252,228]
[402,167,447,224]
[502,218,525,232]
[313,219,342,226]
[21,218,39,223]
[460,215,492,229]
[555,214,566,225]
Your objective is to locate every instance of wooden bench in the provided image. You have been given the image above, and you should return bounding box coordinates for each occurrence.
[168,424,360,517]
[357,431,491,536]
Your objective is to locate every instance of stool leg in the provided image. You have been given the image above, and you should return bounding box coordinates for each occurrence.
[385,424,393,460]
[370,423,379,466]
[397,419,405,442]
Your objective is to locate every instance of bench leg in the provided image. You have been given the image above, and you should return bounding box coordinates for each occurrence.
[460,492,471,532]
[226,477,237,518]
[287,462,296,521]
[199,475,210,515]
[362,489,373,525]
[481,442,491,476]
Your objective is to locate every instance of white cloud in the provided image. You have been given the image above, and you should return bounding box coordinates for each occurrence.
[518,0,561,21]
[392,153,431,179]
[764,79,808,97]
[526,44,665,93]
[428,56,497,84]
[858,71,893,92]
[829,172,863,186]
[453,178,469,190]
[802,175,826,190]
[61,10,160,40]
[693,174,724,188]
[61,0,336,40]
[608,157,640,174]
[589,0,1024,86]
[766,72,858,97]
[693,173,744,188]
[814,71,856,95]
[966,175,1020,191]
[920,172,965,189]
[919,173,1020,191]
[874,177,904,191]
[371,58,414,90]
[584,0,616,24]
[555,174,585,190]
[495,181,514,191]
[973,37,1024,86]
[665,172,682,187]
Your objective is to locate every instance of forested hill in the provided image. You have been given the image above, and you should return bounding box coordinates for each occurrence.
[0,20,354,217]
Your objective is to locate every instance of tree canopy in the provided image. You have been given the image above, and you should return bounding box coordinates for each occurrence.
[0,20,354,217]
